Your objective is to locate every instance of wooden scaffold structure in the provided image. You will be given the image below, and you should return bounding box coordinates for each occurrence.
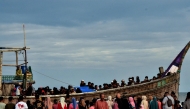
[0,47,31,95]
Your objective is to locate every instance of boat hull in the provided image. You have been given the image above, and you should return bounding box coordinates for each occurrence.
[2,73,180,103]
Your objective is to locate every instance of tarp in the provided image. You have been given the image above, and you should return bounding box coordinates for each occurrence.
[74,86,95,93]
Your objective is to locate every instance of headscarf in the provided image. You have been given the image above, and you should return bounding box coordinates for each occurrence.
[60,97,66,108]
[107,96,113,109]
[149,97,158,109]
[72,97,77,109]
[46,96,53,109]
[108,96,112,101]
[129,97,135,108]
[141,96,148,109]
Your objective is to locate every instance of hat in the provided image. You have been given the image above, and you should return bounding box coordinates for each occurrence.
[121,79,125,82]
[81,80,84,81]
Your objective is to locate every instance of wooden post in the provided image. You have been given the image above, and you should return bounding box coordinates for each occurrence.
[0,52,3,95]
[16,51,18,66]
[23,49,27,91]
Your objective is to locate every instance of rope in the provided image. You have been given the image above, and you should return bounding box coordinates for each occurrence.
[32,69,74,86]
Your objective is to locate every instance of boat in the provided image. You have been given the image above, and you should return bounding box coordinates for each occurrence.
[0,41,190,102]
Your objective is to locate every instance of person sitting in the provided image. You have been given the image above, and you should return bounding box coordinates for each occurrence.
[16,66,22,76]
[136,76,140,84]
[152,76,157,81]
[103,83,109,89]
[15,66,23,80]
[90,83,95,89]
[157,73,161,79]
[128,77,133,85]
[112,79,118,88]
[98,85,102,90]
[142,76,149,83]
[121,79,127,87]
[88,82,92,88]
[80,80,86,87]
[70,88,76,94]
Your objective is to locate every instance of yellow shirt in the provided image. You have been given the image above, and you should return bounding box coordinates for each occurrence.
[16,69,22,76]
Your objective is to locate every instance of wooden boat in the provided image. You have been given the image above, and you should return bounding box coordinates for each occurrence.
[0,41,190,103]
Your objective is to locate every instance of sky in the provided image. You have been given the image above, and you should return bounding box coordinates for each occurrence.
[0,0,190,92]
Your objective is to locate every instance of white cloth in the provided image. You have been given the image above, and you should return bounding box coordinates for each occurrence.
[168,65,178,74]
[15,101,28,109]
[162,95,174,109]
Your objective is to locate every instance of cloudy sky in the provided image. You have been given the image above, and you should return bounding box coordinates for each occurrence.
[0,0,190,92]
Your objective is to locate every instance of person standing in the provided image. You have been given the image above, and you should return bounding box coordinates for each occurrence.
[0,97,6,109]
[149,97,158,109]
[58,97,67,109]
[79,99,87,109]
[183,92,190,109]
[95,94,108,109]
[129,97,136,109]
[107,96,113,109]
[162,92,174,109]
[141,96,149,109]
[45,97,53,109]
[33,95,44,109]
[69,98,79,109]
[15,96,28,109]
[53,99,58,109]
[5,96,15,109]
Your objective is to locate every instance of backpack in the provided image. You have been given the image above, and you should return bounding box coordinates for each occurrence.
[167,97,172,107]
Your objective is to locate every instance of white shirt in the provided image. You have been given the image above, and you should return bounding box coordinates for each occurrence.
[15,101,28,109]
[0,102,6,109]
[162,95,174,109]
[16,87,20,96]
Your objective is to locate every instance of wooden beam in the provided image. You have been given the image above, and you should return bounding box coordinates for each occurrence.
[0,48,30,52]
[2,62,28,67]
[16,51,18,66]
[0,47,30,49]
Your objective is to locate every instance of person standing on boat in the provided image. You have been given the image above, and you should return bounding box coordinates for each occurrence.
[16,86,22,96]
[162,92,174,109]
[183,92,190,109]
[95,94,108,109]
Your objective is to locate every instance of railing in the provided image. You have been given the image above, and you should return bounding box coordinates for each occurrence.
[2,74,33,82]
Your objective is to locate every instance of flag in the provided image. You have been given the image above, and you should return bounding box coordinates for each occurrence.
[162,45,186,77]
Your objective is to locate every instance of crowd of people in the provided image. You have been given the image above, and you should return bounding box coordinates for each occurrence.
[0,91,190,109]
[12,73,165,97]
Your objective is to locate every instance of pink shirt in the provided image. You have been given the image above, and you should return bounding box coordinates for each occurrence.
[53,104,58,109]
[95,100,108,109]
[90,106,95,109]
[69,103,79,109]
